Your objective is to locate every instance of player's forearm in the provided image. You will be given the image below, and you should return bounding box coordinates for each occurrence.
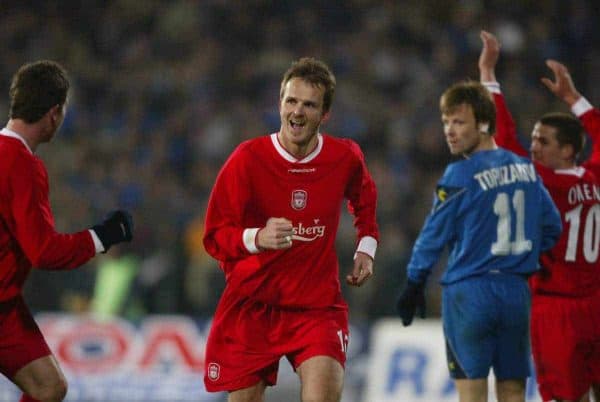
[573,98,599,139]
[27,231,96,270]
[480,68,496,83]
[203,226,258,262]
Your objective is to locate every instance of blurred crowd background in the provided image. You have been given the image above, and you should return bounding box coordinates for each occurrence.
[2,0,599,323]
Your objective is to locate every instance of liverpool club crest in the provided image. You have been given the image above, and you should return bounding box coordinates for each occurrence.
[291,190,307,210]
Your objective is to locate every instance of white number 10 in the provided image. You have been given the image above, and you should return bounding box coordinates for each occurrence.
[491,190,532,256]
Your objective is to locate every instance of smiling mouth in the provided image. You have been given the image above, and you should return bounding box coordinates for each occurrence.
[290,121,305,131]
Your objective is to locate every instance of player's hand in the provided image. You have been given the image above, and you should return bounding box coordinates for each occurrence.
[478,30,500,82]
[256,217,294,250]
[396,280,426,326]
[346,252,373,287]
[541,59,582,106]
[92,210,134,253]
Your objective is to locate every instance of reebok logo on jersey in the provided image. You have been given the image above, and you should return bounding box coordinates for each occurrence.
[292,220,325,241]
[288,168,316,173]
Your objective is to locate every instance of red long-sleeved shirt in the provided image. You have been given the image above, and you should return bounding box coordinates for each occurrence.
[0,129,95,302]
[203,133,379,309]
[493,90,600,297]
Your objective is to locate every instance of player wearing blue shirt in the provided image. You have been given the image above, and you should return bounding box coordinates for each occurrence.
[397,81,562,402]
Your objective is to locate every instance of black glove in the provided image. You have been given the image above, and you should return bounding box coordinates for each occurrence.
[92,210,134,252]
[396,279,426,326]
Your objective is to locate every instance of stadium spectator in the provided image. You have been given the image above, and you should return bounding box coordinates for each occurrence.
[479,29,600,402]
[202,57,379,402]
[396,79,561,402]
[0,60,133,402]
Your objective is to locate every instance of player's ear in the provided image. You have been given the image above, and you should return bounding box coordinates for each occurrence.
[321,111,331,123]
[560,143,575,161]
[478,122,489,133]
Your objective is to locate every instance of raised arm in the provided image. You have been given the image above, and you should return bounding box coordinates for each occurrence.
[478,30,529,157]
[478,30,499,83]
[541,59,600,164]
[540,59,581,107]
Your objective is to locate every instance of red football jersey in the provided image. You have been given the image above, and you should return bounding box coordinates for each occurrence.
[493,92,600,296]
[203,133,379,308]
[0,129,95,302]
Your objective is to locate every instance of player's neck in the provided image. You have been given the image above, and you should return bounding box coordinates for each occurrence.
[464,135,497,158]
[277,132,319,159]
[6,119,40,152]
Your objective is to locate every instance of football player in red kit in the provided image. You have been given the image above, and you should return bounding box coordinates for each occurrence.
[203,57,379,402]
[479,30,600,402]
[0,60,133,402]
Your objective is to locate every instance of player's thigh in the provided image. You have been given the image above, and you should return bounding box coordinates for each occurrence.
[495,379,526,402]
[297,355,344,402]
[204,298,281,392]
[531,295,594,401]
[13,354,67,400]
[0,296,53,379]
[493,275,531,380]
[227,381,268,402]
[590,384,600,401]
[442,279,497,378]
[454,378,487,402]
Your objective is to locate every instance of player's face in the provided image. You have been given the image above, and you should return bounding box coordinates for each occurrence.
[279,77,329,155]
[530,122,566,169]
[441,103,484,156]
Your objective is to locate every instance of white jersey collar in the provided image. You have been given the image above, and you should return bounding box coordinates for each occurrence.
[270,133,323,163]
[0,127,32,154]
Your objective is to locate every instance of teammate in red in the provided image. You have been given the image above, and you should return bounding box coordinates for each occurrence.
[479,31,600,402]
[0,61,134,402]
[202,57,379,402]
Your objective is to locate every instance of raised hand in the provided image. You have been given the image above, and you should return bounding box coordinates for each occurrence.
[478,30,500,82]
[541,59,581,106]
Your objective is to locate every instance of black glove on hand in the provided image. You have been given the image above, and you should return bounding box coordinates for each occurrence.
[396,279,426,326]
[92,210,134,252]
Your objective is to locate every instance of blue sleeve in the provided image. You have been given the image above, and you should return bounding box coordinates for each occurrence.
[407,167,467,283]
[539,183,562,252]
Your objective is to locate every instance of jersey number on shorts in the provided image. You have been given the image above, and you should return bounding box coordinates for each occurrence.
[564,204,600,263]
[491,190,532,256]
[337,330,348,354]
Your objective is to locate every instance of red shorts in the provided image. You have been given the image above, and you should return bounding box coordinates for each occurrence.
[531,293,600,401]
[0,295,52,378]
[204,296,349,392]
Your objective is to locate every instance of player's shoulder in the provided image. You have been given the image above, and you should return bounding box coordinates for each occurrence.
[442,149,533,185]
[0,136,34,167]
[440,158,474,187]
[322,134,364,159]
[234,134,271,153]
[227,134,273,163]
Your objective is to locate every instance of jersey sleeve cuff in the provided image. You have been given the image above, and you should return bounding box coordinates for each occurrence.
[243,228,261,254]
[89,229,105,253]
[481,81,501,94]
[354,236,377,260]
[571,97,593,117]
